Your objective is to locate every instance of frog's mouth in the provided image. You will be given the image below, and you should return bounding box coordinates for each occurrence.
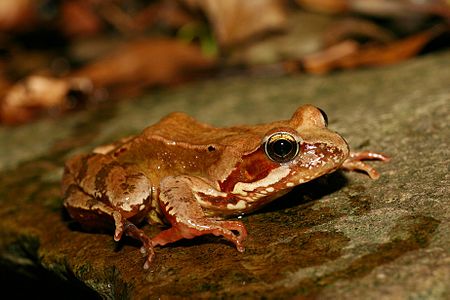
[203,158,343,216]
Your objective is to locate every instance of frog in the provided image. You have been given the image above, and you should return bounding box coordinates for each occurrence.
[62,105,389,269]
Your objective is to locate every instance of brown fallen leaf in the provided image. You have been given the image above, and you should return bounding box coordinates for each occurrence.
[71,38,216,95]
[0,74,12,101]
[0,76,92,125]
[302,40,360,74]
[181,0,287,48]
[59,0,104,37]
[295,0,348,14]
[135,0,195,30]
[297,0,450,18]
[302,25,447,74]
[323,18,396,46]
[348,0,450,19]
[0,0,38,31]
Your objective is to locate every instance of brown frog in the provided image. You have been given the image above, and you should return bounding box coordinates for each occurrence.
[62,105,389,268]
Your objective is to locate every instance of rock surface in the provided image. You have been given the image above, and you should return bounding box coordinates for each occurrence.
[0,51,449,299]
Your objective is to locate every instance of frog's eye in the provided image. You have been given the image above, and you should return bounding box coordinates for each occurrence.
[318,108,328,127]
[264,132,300,163]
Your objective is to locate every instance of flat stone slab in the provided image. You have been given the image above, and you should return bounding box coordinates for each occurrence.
[0,51,449,299]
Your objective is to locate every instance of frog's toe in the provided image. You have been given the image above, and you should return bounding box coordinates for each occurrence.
[208,222,247,252]
[142,246,155,270]
[342,160,381,179]
[113,212,125,241]
[151,220,248,253]
[342,150,390,179]
[230,235,245,252]
[348,151,390,162]
[220,220,248,242]
[119,220,155,268]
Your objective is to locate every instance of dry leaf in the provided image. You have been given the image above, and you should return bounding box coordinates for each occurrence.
[135,0,195,30]
[0,0,37,31]
[303,25,446,74]
[0,76,92,125]
[182,0,287,47]
[71,38,215,94]
[349,0,450,19]
[302,40,360,74]
[295,0,348,14]
[226,10,334,66]
[297,0,450,18]
[60,0,103,37]
[0,75,12,101]
[323,18,395,46]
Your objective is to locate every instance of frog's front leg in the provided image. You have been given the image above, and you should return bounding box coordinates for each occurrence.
[151,176,247,261]
[341,151,390,179]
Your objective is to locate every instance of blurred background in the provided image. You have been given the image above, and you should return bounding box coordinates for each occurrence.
[0,0,449,125]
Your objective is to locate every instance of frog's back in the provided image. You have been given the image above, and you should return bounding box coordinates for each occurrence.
[110,112,292,183]
[141,112,286,151]
[141,112,235,145]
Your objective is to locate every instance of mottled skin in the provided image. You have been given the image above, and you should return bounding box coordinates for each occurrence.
[62,105,389,268]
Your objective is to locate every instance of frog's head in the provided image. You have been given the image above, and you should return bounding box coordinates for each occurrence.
[218,105,349,213]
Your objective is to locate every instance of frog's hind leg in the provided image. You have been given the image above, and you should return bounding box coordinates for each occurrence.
[151,176,248,253]
[63,184,118,233]
[63,185,155,267]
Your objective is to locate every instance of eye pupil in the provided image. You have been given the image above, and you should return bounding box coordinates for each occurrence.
[264,132,300,163]
[273,139,293,158]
